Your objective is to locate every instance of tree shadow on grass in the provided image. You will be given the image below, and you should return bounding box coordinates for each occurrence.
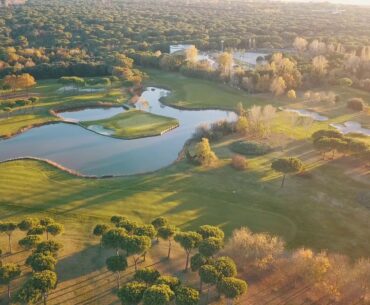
[56,244,109,282]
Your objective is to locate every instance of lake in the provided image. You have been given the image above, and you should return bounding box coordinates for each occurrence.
[0,88,236,176]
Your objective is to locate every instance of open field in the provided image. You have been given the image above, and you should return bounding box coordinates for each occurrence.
[0,70,369,304]
[80,109,179,139]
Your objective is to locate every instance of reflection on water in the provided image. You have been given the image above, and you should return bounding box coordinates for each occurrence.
[330,121,370,136]
[284,108,328,122]
[0,87,236,176]
[58,107,126,122]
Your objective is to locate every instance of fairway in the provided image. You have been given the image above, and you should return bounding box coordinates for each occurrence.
[1,149,369,258]
[145,69,270,110]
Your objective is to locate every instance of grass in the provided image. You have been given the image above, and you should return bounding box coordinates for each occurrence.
[80,109,179,139]
[0,79,129,137]
[0,70,369,304]
[144,69,271,110]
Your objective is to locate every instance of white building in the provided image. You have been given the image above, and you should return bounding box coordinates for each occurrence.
[169,44,195,54]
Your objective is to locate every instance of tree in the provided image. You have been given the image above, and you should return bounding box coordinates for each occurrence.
[3,74,36,92]
[39,217,54,227]
[174,231,203,271]
[106,255,128,289]
[19,235,42,250]
[235,116,249,135]
[93,224,109,247]
[185,46,198,63]
[125,235,151,271]
[0,222,17,253]
[116,218,138,234]
[134,224,157,240]
[0,263,21,300]
[199,264,220,295]
[155,276,181,293]
[217,52,233,76]
[134,267,160,286]
[199,237,223,257]
[270,76,286,96]
[46,223,64,240]
[102,228,127,256]
[29,270,57,305]
[213,257,237,278]
[195,138,218,166]
[142,284,175,305]
[287,89,296,99]
[190,253,210,272]
[26,252,57,272]
[197,225,225,240]
[312,55,328,77]
[291,248,330,284]
[18,73,37,92]
[223,227,285,269]
[157,225,178,259]
[175,286,200,305]
[151,217,169,230]
[28,224,46,236]
[217,277,248,305]
[118,281,147,305]
[36,240,63,258]
[271,157,303,187]
[18,218,39,232]
[293,37,308,52]
[111,215,126,226]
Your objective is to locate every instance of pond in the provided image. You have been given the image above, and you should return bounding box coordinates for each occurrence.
[58,107,126,122]
[283,108,329,121]
[330,121,370,136]
[0,87,236,176]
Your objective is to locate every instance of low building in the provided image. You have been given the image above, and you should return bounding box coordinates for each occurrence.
[169,44,195,54]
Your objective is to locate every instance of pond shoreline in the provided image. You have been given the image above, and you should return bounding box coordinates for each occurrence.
[0,86,236,176]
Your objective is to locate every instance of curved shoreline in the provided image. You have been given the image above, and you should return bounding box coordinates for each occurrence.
[0,137,191,179]
[0,82,236,140]
[0,102,180,141]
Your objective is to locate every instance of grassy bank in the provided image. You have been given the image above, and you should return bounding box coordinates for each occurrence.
[80,109,179,139]
[144,69,270,110]
[0,79,128,137]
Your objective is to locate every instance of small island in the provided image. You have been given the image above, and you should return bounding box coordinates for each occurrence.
[81,109,179,139]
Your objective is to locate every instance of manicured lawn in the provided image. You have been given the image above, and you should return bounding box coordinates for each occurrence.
[0,71,369,304]
[145,69,271,110]
[0,79,129,137]
[0,152,369,258]
[80,109,179,139]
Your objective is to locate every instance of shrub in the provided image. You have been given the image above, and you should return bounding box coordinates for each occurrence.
[28,97,39,103]
[347,98,366,111]
[231,155,248,170]
[230,141,272,156]
[338,77,353,87]
[287,89,296,99]
[15,99,31,107]
[195,138,218,166]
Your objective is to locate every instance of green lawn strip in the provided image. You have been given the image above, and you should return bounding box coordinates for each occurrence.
[80,109,179,139]
[0,156,369,258]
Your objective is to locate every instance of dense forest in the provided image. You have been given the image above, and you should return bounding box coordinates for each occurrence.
[1,0,370,79]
